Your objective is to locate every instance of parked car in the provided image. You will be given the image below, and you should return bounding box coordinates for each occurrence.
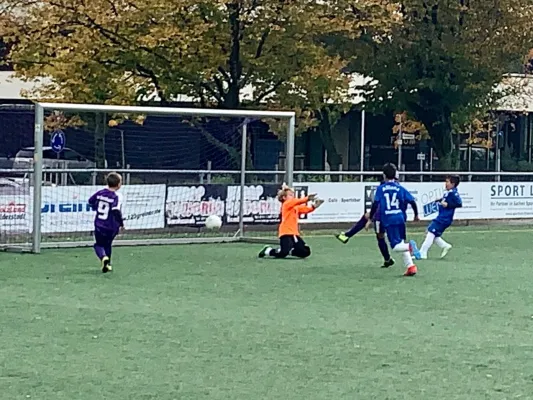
[0,177,29,195]
[13,147,96,170]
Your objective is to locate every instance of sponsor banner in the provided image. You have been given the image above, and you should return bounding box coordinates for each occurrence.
[8,181,533,235]
[39,185,165,233]
[301,182,364,223]
[403,182,483,221]
[0,195,30,233]
[121,185,166,230]
[448,183,483,219]
[362,182,484,221]
[226,185,308,224]
[166,185,226,226]
[483,182,533,218]
[40,186,94,233]
[165,184,308,226]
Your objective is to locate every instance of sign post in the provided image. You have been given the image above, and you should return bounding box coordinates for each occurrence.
[417,153,426,182]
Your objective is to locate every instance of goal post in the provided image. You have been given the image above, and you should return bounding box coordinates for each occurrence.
[20,102,296,253]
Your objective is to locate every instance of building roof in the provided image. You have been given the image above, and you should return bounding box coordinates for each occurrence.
[2,70,532,112]
[0,71,53,100]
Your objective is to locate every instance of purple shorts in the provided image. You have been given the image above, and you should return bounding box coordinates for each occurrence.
[94,227,118,247]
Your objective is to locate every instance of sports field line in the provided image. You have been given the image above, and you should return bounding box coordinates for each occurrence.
[302,226,533,238]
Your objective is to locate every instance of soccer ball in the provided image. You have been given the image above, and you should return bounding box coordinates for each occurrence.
[205,215,223,230]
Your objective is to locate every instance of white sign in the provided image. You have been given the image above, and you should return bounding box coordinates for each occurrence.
[40,186,94,233]
[300,182,364,223]
[0,195,30,233]
[121,185,166,230]
[402,182,483,221]
[38,185,165,233]
[299,181,487,223]
[417,153,426,161]
[482,182,533,218]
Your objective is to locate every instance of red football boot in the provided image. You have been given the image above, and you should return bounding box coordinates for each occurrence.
[404,265,417,276]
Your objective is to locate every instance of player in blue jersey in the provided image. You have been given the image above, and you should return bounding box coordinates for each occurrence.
[368,163,419,276]
[412,175,462,260]
[335,171,401,268]
[88,172,125,273]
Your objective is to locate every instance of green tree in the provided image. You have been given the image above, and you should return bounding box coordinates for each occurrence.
[3,0,397,168]
[344,0,533,169]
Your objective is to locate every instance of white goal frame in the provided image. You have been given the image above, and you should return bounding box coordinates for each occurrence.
[23,103,296,253]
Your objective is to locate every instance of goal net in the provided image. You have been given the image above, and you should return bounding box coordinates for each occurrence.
[0,104,34,251]
[0,103,295,252]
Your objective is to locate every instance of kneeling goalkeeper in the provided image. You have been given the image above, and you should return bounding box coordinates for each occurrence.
[258,184,323,259]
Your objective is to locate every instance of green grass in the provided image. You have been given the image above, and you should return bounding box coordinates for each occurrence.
[2,228,533,399]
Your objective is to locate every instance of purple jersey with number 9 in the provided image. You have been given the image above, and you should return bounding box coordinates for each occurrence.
[88,188,123,232]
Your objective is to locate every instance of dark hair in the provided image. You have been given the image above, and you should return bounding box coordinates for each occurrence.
[446,175,460,187]
[106,172,122,188]
[382,163,397,180]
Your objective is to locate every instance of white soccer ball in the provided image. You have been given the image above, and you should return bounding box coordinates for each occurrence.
[205,215,223,230]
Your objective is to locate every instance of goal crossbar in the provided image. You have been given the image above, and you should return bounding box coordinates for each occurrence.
[37,103,296,119]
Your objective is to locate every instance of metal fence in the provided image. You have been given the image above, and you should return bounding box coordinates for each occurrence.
[3,102,533,253]
[4,165,533,253]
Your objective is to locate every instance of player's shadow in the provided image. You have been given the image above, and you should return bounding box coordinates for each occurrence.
[257,257,312,262]
[77,269,103,275]
[74,268,116,277]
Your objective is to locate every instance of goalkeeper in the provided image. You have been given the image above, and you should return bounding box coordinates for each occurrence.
[258,184,323,259]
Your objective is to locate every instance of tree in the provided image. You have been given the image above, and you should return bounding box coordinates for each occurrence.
[4,0,396,137]
[3,0,399,172]
[393,112,428,141]
[343,0,533,169]
[0,13,14,71]
[525,49,533,74]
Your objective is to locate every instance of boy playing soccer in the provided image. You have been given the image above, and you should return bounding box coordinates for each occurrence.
[88,172,125,273]
[258,184,323,259]
[368,163,419,276]
[335,171,401,268]
[413,175,462,260]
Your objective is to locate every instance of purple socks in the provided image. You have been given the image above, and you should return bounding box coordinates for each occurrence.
[345,216,368,238]
[94,245,107,260]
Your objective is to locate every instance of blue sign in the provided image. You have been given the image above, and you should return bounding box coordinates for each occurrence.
[423,201,439,217]
[50,130,66,153]
[42,203,92,213]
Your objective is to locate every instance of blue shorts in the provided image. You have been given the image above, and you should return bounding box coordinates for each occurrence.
[385,224,407,248]
[428,221,449,238]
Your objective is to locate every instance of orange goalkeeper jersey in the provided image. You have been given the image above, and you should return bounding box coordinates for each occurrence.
[278,197,315,237]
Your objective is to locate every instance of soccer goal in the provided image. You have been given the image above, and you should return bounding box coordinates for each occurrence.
[0,103,296,253]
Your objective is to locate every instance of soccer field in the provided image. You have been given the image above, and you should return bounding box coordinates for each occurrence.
[2,227,533,399]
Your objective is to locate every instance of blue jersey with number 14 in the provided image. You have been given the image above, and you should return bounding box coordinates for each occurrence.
[88,188,123,232]
[373,181,415,227]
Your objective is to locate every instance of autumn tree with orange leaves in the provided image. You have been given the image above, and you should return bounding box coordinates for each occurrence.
[2,0,398,168]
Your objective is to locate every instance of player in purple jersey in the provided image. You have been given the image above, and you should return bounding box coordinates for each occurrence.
[88,173,124,273]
